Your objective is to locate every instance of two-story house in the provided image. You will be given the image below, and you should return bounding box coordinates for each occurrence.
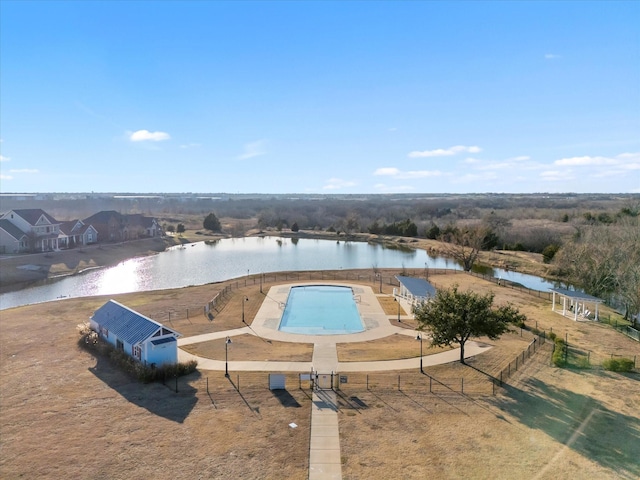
[0,209,61,252]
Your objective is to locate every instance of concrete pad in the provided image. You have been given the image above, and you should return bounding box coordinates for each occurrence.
[309,464,342,480]
[311,436,341,450]
[309,450,342,464]
[310,425,340,436]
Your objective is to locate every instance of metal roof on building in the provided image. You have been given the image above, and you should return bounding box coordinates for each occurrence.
[550,288,602,303]
[91,300,179,345]
[396,275,437,299]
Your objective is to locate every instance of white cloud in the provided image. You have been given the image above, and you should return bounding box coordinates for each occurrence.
[373,167,442,180]
[508,155,531,162]
[9,169,38,173]
[129,130,171,142]
[180,143,201,149]
[545,53,561,59]
[462,157,482,164]
[540,170,571,181]
[554,156,618,166]
[408,145,481,158]
[323,178,357,190]
[618,152,640,159]
[0,174,12,180]
[0,155,10,162]
[374,167,400,176]
[238,140,267,160]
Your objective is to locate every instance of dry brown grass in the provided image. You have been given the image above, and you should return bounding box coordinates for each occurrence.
[182,334,314,362]
[1,270,639,479]
[337,334,452,362]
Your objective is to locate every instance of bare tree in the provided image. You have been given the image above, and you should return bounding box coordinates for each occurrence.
[439,226,491,271]
[554,218,640,321]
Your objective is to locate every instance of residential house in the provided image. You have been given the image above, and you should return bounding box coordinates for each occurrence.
[82,211,125,242]
[0,219,30,254]
[83,211,161,243]
[123,214,161,240]
[0,209,61,252]
[90,300,181,367]
[58,220,98,249]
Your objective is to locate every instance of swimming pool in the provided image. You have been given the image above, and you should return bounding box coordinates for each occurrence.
[278,285,365,335]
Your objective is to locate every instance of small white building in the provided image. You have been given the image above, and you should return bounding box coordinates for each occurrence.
[395,275,437,305]
[550,288,602,321]
[90,300,181,367]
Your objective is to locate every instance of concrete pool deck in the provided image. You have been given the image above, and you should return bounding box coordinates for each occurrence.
[177,282,493,480]
[177,281,493,372]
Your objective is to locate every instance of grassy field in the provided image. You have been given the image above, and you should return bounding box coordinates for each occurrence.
[1,270,639,479]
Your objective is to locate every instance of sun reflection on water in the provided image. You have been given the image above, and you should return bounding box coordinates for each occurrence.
[93,258,145,295]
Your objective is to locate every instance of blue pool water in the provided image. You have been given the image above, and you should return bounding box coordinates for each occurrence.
[278,285,365,335]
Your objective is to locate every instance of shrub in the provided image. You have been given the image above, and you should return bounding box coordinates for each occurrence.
[542,244,560,264]
[602,358,635,372]
[548,331,557,341]
[552,338,566,367]
[575,356,591,369]
[79,331,198,382]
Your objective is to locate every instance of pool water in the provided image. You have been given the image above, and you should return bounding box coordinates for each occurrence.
[278,285,365,335]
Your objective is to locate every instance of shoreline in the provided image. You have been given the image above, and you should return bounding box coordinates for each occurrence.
[0,230,555,295]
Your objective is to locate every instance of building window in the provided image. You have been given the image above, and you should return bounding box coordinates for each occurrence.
[116,339,124,351]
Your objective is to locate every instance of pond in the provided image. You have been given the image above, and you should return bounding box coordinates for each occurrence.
[0,237,558,310]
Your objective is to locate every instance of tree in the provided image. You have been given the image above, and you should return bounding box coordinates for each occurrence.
[176,223,185,233]
[413,285,525,364]
[291,222,299,232]
[203,212,222,232]
[554,219,640,321]
[439,225,492,271]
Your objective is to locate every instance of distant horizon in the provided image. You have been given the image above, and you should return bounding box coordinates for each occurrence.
[1,1,639,194]
[2,191,638,198]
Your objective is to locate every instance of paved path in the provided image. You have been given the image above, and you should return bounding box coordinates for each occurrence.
[309,342,342,479]
[176,282,494,480]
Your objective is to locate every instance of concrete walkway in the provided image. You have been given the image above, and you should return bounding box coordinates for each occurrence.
[309,342,342,479]
[175,282,494,480]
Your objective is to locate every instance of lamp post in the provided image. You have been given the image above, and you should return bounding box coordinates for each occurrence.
[395,297,401,322]
[242,296,249,324]
[376,273,382,293]
[416,333,423,373]
[225,336,232,378]
[260,273,263,293]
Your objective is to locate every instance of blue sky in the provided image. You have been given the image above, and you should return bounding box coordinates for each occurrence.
[1,1,639,194]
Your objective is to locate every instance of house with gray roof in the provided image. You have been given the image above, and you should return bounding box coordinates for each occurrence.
[90,300,181,367]
[83,211,161,242]
[0,208,61,252]
[59,220,98,248]
[0,218,30,253]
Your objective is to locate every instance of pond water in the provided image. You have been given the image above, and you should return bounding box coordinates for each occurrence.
[0,237,558,310]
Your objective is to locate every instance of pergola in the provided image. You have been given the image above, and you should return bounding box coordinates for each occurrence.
[550,288,603,321]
